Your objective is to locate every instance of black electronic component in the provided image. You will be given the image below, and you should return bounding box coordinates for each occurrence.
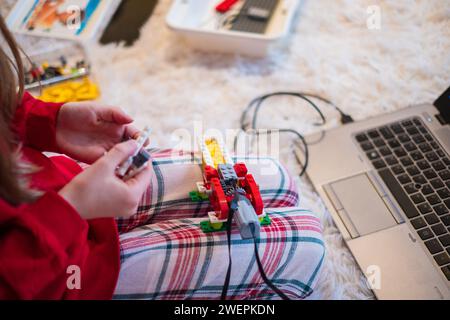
[230,0,279,34]
[132,149,151,169]
[116,127,152,180]
[119,148,151,181]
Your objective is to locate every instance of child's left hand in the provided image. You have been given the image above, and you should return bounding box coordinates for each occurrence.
[56,102,144,164]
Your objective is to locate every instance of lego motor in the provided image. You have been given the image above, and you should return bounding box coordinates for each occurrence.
[232,192,261,239]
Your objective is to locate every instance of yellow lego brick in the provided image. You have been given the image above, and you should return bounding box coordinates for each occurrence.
[39,77,100,103]
[204,138,226,168]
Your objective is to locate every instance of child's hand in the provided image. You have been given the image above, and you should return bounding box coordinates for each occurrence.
[59,140,153,220]
[56,102,145,164]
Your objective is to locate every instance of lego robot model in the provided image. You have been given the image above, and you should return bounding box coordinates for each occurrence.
[190,136,271,239]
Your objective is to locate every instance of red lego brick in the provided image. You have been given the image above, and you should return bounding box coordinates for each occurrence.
[233,163,248,178]
[244,174,263,215]
[210,178,229,220]
[204,165,218,182]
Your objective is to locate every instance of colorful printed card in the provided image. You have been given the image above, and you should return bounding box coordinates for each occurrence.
[6,0,121,41]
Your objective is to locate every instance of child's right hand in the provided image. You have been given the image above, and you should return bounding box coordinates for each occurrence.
[59,140,153,220]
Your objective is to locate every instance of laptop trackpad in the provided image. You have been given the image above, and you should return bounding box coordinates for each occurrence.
[329,174,397,237]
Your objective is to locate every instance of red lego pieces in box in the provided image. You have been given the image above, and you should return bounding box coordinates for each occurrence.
[215,0,239,13]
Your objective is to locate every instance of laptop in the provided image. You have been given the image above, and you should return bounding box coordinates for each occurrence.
[306,86,450,300]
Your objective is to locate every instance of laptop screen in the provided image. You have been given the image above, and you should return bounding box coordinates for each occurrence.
[434,85,450,122]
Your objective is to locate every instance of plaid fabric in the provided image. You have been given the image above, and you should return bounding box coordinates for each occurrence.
[117,149,300,233]
[113,149,324,300]
[115,208,324,300]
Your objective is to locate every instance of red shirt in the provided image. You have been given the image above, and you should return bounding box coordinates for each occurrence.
[0,93,120,299]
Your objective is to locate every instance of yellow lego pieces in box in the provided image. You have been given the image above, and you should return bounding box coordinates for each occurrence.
[38,77,100,103]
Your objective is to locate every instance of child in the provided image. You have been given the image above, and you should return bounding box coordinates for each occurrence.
[0,15,324,300]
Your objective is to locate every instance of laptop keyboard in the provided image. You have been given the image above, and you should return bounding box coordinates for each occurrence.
[355,117,450,281]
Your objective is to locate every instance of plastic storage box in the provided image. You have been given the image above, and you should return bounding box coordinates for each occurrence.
[166,0,300,57]
[17,39,90,90]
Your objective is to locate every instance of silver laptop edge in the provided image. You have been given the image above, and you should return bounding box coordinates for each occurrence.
[306,103,450,300]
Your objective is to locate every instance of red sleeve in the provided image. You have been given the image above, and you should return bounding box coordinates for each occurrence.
[12,92,64,153]
[0,191,88,299]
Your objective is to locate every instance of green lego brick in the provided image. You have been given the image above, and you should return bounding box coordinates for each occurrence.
[189,192,200,202]
[199,193,209,200]
[200,213,272,234]
[189,191,208,202]
[200,220,227,233]
[260,214,271,226]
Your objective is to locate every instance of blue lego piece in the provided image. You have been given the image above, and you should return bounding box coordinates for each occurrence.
[218,164,238,184]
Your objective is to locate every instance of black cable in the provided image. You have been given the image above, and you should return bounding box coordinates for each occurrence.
[221,205,235,300]
[251,92,327,129]
[221,194,291,300]
[239,91,351,132]
[278,129,308,177]
[235,91,348,177]
[234,129,309,177]
[250,224,290,300]
[223,92,344,299]
[292,92,345,116]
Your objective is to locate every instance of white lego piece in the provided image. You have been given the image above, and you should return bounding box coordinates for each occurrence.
[196,181,207,193]
[208,211,227,223]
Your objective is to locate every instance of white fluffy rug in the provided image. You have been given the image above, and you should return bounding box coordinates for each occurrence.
[2,0,450,299]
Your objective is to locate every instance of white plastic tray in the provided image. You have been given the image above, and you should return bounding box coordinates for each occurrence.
[166,0,300,57]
